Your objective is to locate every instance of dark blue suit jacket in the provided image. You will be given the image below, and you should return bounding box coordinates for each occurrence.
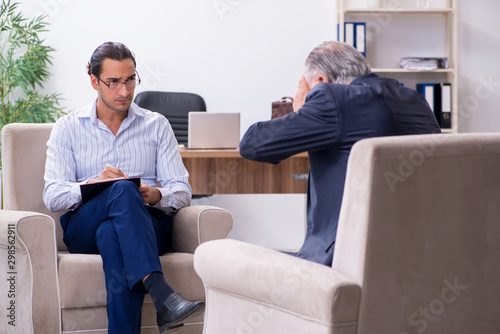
[240,73,441,266]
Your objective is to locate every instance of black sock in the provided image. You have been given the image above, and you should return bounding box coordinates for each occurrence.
[143,271,175,311]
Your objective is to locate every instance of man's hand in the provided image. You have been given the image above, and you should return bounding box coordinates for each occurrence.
[139,183,162,205]
[293,74,311,112]
[87,165,129,184]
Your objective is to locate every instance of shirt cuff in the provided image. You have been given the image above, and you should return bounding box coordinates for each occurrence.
[69,181,86,210]
[153,187,177,213]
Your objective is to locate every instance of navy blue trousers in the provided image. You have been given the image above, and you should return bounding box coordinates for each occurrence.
[60,181,173,334]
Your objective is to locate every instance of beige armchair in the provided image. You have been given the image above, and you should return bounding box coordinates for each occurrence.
[194,133,500,334]
[0,123,233,334]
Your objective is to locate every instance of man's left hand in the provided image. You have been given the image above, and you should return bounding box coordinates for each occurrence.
[139,183,162,205]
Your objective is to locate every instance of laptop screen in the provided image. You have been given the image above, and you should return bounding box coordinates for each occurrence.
[187,112,240,149]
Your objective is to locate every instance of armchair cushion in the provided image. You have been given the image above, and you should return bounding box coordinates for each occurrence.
[59,252,204,309]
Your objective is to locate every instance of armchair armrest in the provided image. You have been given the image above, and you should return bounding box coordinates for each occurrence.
[171,205,233,253]
[194,239,361,334]
[0,210,61,334]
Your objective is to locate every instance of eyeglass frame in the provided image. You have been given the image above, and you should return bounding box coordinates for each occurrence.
[95,71,141,90]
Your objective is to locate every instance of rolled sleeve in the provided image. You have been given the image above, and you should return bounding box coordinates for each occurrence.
[154,182,192,213]
[154,117,192,213]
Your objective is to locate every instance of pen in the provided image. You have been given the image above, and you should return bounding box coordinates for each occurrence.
[106,163,129,179]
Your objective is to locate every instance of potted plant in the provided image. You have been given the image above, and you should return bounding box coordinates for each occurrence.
[0,0,64,134]
[1,0,64,207]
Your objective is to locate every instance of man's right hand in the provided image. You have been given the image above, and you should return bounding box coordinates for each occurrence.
[87,165,129,184]
[293,74,311,112]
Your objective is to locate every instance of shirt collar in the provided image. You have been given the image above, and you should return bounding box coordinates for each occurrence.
[75,98,145,124]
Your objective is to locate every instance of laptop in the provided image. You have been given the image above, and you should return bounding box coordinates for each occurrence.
[188,112,240,149]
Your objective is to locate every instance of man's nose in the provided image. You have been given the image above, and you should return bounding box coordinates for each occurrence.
[117,83,130,97]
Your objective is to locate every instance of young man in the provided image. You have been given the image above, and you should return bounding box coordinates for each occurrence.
[43,42,203,334]
[240,41,442,266]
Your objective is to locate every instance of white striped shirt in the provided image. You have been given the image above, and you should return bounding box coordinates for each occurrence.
[43,99,191,213]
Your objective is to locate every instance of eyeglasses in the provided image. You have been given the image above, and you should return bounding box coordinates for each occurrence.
[96,71,141,90]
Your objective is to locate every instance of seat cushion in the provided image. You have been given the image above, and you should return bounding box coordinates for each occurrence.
[61,303,204,333]
[58,252,204,309]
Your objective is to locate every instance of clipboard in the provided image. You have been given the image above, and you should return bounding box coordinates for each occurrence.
[80,177,141,203]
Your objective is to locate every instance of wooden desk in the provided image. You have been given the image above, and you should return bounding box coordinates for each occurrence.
[179,148,309,195]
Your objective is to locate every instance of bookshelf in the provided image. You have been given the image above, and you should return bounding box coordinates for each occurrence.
[337,0,458,133]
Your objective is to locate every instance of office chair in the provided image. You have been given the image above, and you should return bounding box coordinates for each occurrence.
[134,91,206,146]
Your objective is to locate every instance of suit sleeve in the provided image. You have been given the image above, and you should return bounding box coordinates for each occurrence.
[240,83,341,164]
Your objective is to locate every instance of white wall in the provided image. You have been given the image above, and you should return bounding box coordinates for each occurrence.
[18,0,339,251]
[457,0,500,132]
[17,0,500,250]
[19,0,337,126]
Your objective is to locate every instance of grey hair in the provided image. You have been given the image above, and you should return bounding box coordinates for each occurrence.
[304,41,371,85]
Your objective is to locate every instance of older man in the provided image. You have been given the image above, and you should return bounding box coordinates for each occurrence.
[240,41,441,266]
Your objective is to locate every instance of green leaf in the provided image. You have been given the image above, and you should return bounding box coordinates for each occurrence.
[0,0,66,164]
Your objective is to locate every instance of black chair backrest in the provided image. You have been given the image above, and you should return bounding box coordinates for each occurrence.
[134,91,206,145]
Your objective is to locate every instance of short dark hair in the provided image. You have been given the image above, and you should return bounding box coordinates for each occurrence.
[87,42,136,76]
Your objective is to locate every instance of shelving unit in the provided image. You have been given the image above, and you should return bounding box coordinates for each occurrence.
[337,0,458,133]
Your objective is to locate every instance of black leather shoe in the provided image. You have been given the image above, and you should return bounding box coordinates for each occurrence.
[157,293,205,333]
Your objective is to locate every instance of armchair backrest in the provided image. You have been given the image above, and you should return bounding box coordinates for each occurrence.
[2,123,67,251]
[134,91,206,146]
[334,133,500,334]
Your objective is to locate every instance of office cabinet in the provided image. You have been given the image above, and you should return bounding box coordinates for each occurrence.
[337,0,458,132]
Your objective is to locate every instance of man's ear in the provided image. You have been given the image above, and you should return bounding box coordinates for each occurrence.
[90,74,99,90]
[317,74,329,83]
